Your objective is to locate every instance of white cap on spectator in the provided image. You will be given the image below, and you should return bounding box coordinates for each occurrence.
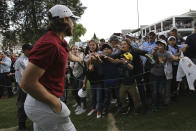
[170,27,177,31]
[168,36,176,41]
[78,89,87,98]
[126,32,134,38]
[157,39,167,47]
[49,5,79,19]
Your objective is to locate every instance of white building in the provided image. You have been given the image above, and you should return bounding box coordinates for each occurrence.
[123,10,196,39]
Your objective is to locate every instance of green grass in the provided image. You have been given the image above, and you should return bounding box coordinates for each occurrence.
[1,93,196,131]
[0,96,17,128]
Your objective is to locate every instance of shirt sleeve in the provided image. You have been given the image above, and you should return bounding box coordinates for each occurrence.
[3,58,12,67]
[29,43,58,70]
[19,59,28,70]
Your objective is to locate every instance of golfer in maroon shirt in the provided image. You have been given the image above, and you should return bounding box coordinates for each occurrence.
[20,5,81,131]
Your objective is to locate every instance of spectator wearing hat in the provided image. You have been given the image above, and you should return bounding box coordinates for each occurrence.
[142,36,149,43]
[99,39,106,49]
[184,22,196,64]
[109,35,121,55]
[101,44,121,115]
[141,31,157,54]
[20,5,82,131]
[168,27,185,45]
[151,40,179,111]
[167,36,184,100]
[126,33,139,48]
[14,43,33,130]
[140,31,157,101]
[159,34,167,41]
[108,35,121,103]
[0,51,12,98]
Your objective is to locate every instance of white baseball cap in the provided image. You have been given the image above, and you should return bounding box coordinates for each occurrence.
[168,36,176,41]
[78,88,87,98]
[157,39,167,47]
[49,5,79,19]
[170,27,177,31]
[126,32,134,38]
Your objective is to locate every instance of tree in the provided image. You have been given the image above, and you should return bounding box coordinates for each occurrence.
[2,31,18,50]
[92,33,99,42]
[72,23,86,44]
[0,0,10,34]
[9,0,86,44]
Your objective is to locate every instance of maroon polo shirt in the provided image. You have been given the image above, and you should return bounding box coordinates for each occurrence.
[29,31,70,98]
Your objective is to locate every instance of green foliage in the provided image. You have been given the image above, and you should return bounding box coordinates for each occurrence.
[92,33,99,42]
[0,0,9,34]
[0,0,86,46]
[72,23,86,44]
[2,31,18,50]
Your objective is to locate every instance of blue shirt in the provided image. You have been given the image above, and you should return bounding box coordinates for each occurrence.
[132,42,138,48]
[168,45,178,55]
[0,56,12,73]
[141,41,157,54]
[168,45,179,66]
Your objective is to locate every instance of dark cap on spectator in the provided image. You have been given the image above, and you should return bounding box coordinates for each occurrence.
[100,39,105,43]
[109,35,120,43]
[22,44,33,51]
[101,44,113,51]
[149,30,156,36]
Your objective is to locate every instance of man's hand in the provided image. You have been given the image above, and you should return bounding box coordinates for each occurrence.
[69,52,83,63]
[51,99,62,114]
[20,62,63,115]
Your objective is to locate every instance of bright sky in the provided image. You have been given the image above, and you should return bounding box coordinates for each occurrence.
[79,0,196,41]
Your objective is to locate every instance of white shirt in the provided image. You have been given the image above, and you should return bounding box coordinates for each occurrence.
[176,57,196,90]
[70,53,84,78]
[14,54,29,84]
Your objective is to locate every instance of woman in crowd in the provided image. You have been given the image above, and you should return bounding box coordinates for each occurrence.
[83,40,104,119]
[70,45,87,115]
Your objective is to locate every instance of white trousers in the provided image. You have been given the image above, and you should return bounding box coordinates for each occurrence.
[24,95,76,131]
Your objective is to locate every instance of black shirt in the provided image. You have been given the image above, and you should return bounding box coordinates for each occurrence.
[185,33,196,58]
